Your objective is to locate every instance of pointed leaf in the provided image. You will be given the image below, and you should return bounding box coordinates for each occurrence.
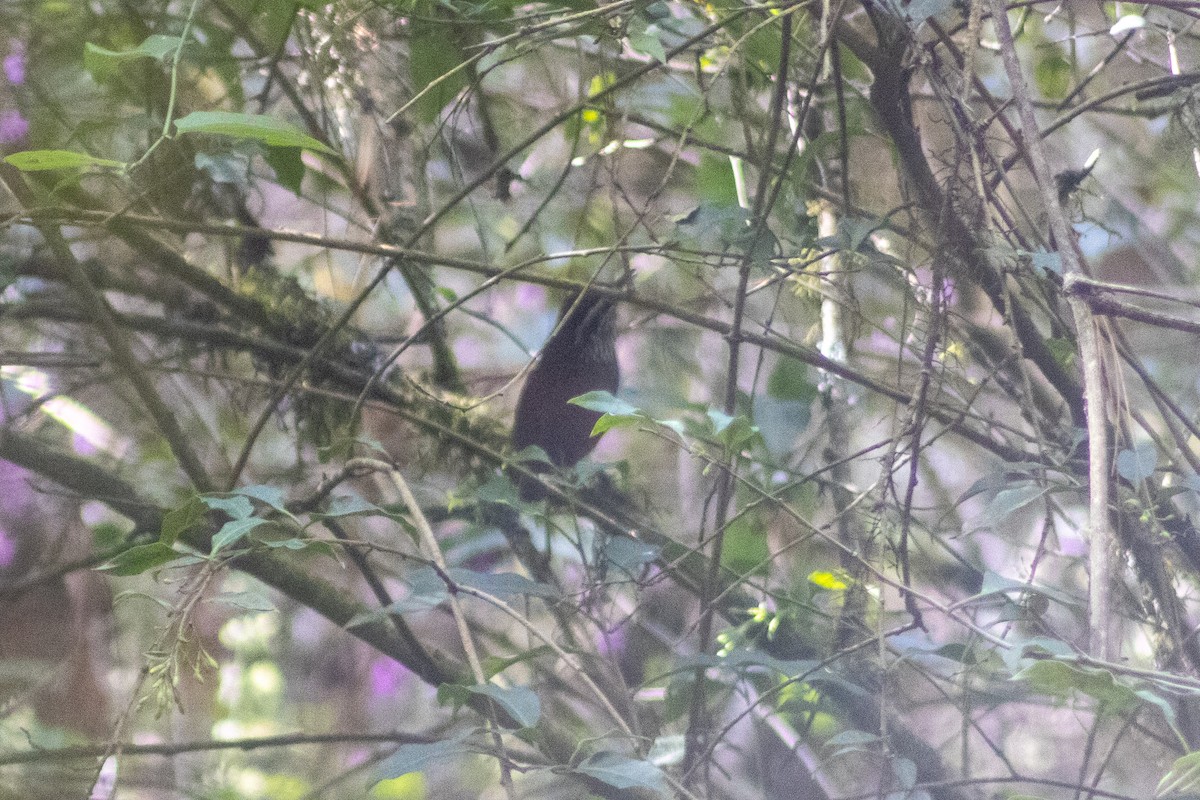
[234,485,291,516]
[174,111,336,155]
[99,542,181,576]
[372,739,470,783]
[203,494,254,519]
[575,752,668,794]
[5,150,125,171]
[211,516,270,551]
[467,684,541,728]
[1116,443,1158,482]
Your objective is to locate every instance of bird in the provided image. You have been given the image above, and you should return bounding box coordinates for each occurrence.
[511,290,620,501]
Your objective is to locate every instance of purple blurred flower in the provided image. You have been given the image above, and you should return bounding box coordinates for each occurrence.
[0,529,15,568]
[370,656,413,697]
[516,283,546,310]
[0,109,28,144]
[453,336,485,368]
[596,625,627,658]
[73,432,97,457]
[4,50,24,85]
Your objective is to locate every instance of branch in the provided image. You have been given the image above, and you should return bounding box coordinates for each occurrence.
[985,0,1115,659]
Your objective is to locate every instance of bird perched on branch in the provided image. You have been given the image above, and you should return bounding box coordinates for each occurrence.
[511,291,619,501]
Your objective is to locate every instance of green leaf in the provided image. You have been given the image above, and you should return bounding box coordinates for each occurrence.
[647,734,686,767]
[322,494,383,518]
[450,569,559,599]
[84,34,182,81]
[627,18,667,63]
[1044,336,1077,371]
[570,390,645,434]
[4,150,125,172]
[767,358,817,403]
[214,590,277,612]
[467,684,541,728]
[707,409,759,451]
[372,739,470,783]
[408,18,469,122]
[472,474,523,505]
[211,516,270,551]
[407,566,559,601]
[160,495,206,547]
[99,542,181,576]
[481,646,554,680]
[982,482,1046,524]
[86,34,180,62]
[1156,751,1200,798]
[965,570,1083,610]
[203,494,255,520]
[715,649,822,680]
[809,570,849,591]
[1116,443,1158,483]
[720,513,769,576]
[1034,52,1073,100]
[837,216,881,251]
[234,485,290,516]
[574,752,668,794]
[570,390,640,416]
[436,682,472,712]
[264,538,310,550]
[1012,660,1139,713]
[345,609,390,630]
[383,590,449,615]
[174,111,337,155]
[932,643,983,665]
[264,144,305,195]
[601,536,661,576]
[692,157,740,207]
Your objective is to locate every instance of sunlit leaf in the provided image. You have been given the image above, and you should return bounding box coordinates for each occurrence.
[4,150,124,171]
[174,111,336,155]
[809,570,849,591]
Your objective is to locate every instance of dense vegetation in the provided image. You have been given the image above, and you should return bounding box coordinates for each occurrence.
[5,1,1200,798]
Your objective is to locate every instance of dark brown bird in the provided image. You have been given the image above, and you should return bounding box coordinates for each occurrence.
[511,291,619,500]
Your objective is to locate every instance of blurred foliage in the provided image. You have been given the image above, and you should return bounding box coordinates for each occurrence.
[3,1,1200,799]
